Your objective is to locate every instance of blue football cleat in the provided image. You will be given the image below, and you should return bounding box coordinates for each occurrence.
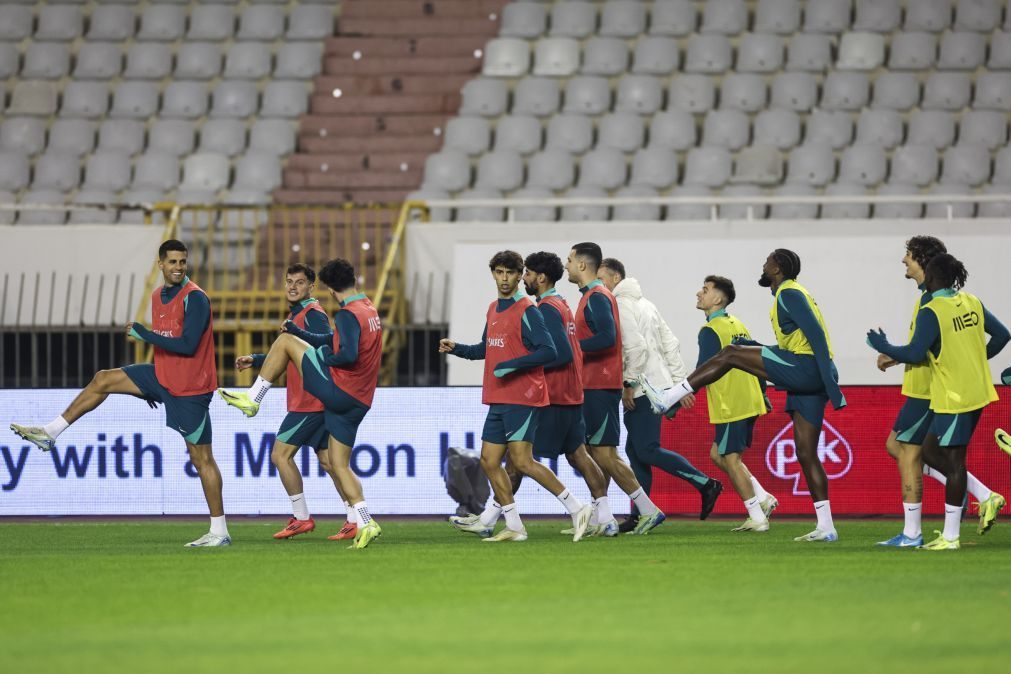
[876,533,924,548]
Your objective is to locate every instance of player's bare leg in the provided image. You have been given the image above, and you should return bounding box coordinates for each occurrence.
[792,412,838,542]
[329,435,380,549]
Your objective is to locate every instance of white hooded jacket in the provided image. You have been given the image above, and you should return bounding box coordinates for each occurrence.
[612,277,688,397]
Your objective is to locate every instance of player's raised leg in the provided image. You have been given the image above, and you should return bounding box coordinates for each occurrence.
[219,333,311,416]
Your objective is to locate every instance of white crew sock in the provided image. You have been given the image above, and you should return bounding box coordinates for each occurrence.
[923,465,946,485]
[749,475,770,502]
[629,487,659,516]
[43,415,70,440]
[344,501,356,525]
[902,502,922,538]
[479,500,503,527]
[744,496,768,524]
[556,488,583,516]
[943,503,962,541]
[290,493,310,520]
[967,472,992,503]
[813,499,835,532]
[210,515,229,537]
[248,376,272,403]
[353,501,372,526]
[502,503,523,531]
[593,496,614,524]
[661,380,695,409]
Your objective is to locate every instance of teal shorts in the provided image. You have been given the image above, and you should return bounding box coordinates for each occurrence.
[276,411,329,452]
[892,397,933,446]
[929,409,983,448]
[761,346,837,427]
[533,404,585,458]
[123,364,212,445]
[300,347,370,447]
[714,417,757,456]
[482,404,540,445]
[582,389,621,447]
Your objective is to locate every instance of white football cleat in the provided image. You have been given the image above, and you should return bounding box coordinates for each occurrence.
[731,518,770,532]
[185,532,232,547]
[449,514,493,538]
[482,527,528,542]
[760,495,779,518]
[571,504,593,542]
[10,424,55,452]
[636,375,671,415]
[793,528,838,542]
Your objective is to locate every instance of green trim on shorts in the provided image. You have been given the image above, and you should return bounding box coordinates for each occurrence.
[508,411,534,443]
[183,411,208,445]
[761,346,793,367]
[305,346,328,379]
[276,416,308,444]
[896,411,930,444]
[940,415,959,446]
[588,414,610,446]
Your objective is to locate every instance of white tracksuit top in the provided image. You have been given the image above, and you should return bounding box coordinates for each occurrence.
[612,277,688,398]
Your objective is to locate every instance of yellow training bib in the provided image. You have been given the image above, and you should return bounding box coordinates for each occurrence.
[923,290,997,414]
[702,312,768,424]
[769,279,834,357]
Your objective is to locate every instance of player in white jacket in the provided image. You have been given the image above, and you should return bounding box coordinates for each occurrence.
[598,258,723,529]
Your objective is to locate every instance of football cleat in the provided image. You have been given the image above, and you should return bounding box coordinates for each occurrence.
[975,492,1005,535]
[350,520,382,549]
[617,516,639,534]
[793,528,838,542]
[217,389,260,417]
[328,521,357,541]
[185,532,232,547]
[450,514,493,538]
[482,527,528,542]
[631,510,666,535]
[699,479,723,520]
[10,424,55,452]
[918,530,960,551]
[571,504,593,542]
[876,533,923,547]
[731,518,769,532]
[760,495,779,518]
[597,519,620,537]
[273,517,315,539]
[995,428,1011,457]
[637,375,671,415]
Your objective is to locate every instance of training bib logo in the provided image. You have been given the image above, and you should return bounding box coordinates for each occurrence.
[765,421,853,496]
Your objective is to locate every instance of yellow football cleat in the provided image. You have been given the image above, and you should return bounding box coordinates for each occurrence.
[350,520,382,549]
[217,389,260,417]
[975,492,1006,535]
[918,530,960,551]
[995,428,1011,457]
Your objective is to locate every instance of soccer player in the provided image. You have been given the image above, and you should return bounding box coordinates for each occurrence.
[441,250,593,542]
[875,237,1005,547]
[692,275,777,532]
[641,249,846,542]
[565,242,667,535]
[235,263,358,541]
[596,258,723,529]
[11,240,229,547]
[218,258,384,550]
[867,253,1009,550]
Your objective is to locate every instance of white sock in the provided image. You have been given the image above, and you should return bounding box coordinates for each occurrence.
[290,493,310,520]
[967,472,992,503]
[661,379,695,409]
[556,488,583,515]
[210,515,229,537]
[943,503,962,541]
[750,475,770,501]
[43,415,70,439]
[813,499,835,532]
[902,502,922,538]
[629,487,659,516]
[248,376,272,403]
[344,501,356,524]
[744,495,767,523]
[923,465,946,485]
[479,500,503,527]
[353,501,372,526]
[594,496,613,524]
[502,503,523,531]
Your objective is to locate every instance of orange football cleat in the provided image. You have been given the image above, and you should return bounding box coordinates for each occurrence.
[273,517,316,539]
[328,521,357,541]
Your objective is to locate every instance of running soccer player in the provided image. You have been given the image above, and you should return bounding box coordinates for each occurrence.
[875,237,1005,547]
[641,249,846,542]
[597,258,723,529]
[566,242,667,535]
[693,275,777,532]
[218,258,384,550]
[867,253,1010,551]
[11,240,229,547]
[235,263,358,541]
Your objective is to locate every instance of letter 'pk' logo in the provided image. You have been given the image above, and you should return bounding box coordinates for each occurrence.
[765,421,852,496]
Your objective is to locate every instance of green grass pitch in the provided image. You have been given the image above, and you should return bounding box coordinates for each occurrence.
[2,518,1009,673]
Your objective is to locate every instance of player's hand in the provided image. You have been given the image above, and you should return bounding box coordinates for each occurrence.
[144,397,160,410]
[622,387,636,411]
[876,353,899,372]
[125,322,139,340]
[438,338,456,353]
[280,320,294,334]
[235,355,254,371]
[680,392,696,410]
[866,327,889,352]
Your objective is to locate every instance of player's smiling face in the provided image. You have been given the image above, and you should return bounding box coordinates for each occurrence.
[158,251,188,286]
[902,250,924,283]
[285,272,313,303]
[492,265,521,298]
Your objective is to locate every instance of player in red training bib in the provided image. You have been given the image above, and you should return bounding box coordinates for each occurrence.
[11,240,229,547]
[218,258,384,550]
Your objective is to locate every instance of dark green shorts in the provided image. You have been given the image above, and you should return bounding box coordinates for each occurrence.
[582,389,621,447]
[276,411,329,452]
[300,347,370,447]
[123,364,212,445]
[929,409,983,448]
[482,404,540,445]
[714,417,757,456]
[533,404,585,458]
[892,397,932,446]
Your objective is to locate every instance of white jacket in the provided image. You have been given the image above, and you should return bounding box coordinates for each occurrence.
[613,277,688,397]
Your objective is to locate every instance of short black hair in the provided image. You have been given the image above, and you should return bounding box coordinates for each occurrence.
[705,275,736,306]
[905,236,947,270]
[524,251,564,284]
[571,242,603,271]
[318,258,356,292]
[489,250,524,272]
[600,257,626,279]
[925,253,968,291]
[286,262,316,285]
[771,248,801,280]
[158,239,187,260]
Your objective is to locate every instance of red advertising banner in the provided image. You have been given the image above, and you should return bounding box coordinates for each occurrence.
[653,386,1011,516]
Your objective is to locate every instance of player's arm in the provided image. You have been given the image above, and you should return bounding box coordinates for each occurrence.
[538,303,573,371]
[657,313,687,383]
[696,326,722,369]
[982,305,1011,360]
[283,308,333,348]
[781,289,846,409]
[494,305,557,377]
[129,291,210,356]
[320,311,361,368]
[442,324,488,360]
[578,293,616,352]
[866,309,939,365]
[616,297,648,382]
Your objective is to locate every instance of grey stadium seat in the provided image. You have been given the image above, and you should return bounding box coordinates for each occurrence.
[737,33,784,73]
[822,183,870,219]
[189,5,236,41]
[770,72,817,111]
[0,43,18,80]
[771,183,818,219]
[720,185,768,220]
[132,153,179,191]
[806,110,854,150]
[483,38,532,78]
[754,0,801,34]
[527,149,575,190]
[48,119,96,157]
[237,5,285,40]
[0,118,46,155]
[563,77,611,115]
[732,144,784,185]
[649,0,696,37]
[0,191,17,225]
[223,188,271,207]
[683,147,732,187]
[97,119,145,156]
[615,75,663,114]
[908,111,957,149]
[668,74,715,113]
[701,0,747,35]
[926,182,975,218]
[545,113,593,154]
[512,77,560,117]
[582,38,629,76]
[211,81,258,118]
[36,4,83,41]
[61,82,110,119]
[839,144,888,186]
[684,34,732,74]
[853,0,902,32]
[288,4,333,40]
[599,0,647,38]
[989,32,1011,69]
[787,143,836,186]
[803,0,852,33]
[500,2,548,38]
[22,43,71,80]
[83,151,132,191]
[261,82,308,118]
[405,188,451,222]
[444,117,491,156]
[175,43,223,80]
[455,188,505,224]
[88,5,136,41]
[954,0,1001,32]
[199,119,247,156]
[119,189,172,224]
[225,43,272,80]
[275,43,323,79]
[905,0,952,32]
[974,73,1011,110]
[978,184,1011,218]
[836,33,885,71]
[703,110,750,150]
[754,108,801,150]
[959,110,1008,151]
[822,72,870,110]
[7,82,59,116]
[578,148,627,189]
[181,153,231,192]
[69,190,118,225]
[631,37,679,75]
[942,144,991,186]
[138,5,186,41]
[459,79,509,117]
[509,187,556,222]
[629,148,678,189]
[613,185,661,221]
[32,152,81,191]
[720,74,767,112]
[249,119,295,156]
[476,150,525,192]
[17,190,68,226]
[234,152,281,191]
[561,185,609,222]
[889,32,938,70]
[0,151,31,191]
[110,82,159,119]
[874,183,924,219]
[666,186,714,220]
[423,150,471,192]
[550,1,597,39]
[162,81,209,119]
[855,109,904,150]
[598,112,644,153]
[533,38,580,77]
[149,120,196,156]
[495,115,543,155]
[74,43,124,80]
[786,34,833,72]
[648,110,696,151]
[891,145,940,186]
[938,32,987,70]
[124,43,173,80]
[0,6,33,40]
[872,73,921,111]
[922,72,972,110]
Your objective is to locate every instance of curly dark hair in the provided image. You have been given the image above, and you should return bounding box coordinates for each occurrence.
[905,236,947,271]
[318,258,356,292]
[488,250,524,272]
[524,251,564,283]
[925,253,968,291]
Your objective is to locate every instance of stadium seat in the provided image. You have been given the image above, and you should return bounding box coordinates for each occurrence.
[720,74,767,112]
[275,43,323,79]
[0,6,33,40]
[48,119,96,157]
[614,75,663,114]
[223,188,271,206]
[61,82,111,119]
[871,73,921,111]
[905,0,953,32]
[483,38,532,78]
[629,148,678,189]
[989,32,1011,68]
[973,73,1011,109]
[942,144,991,186]
[736,33,784,73]
[684,34,733,73]
[444,117,492,156]
[199,119,247,157]
[512,77,561,117]
[977,184,1011,218]
[83,151,132,192]
[889,32,938,70]
[69,190,118,224]
[138,5,186,41]
[181,152,231,192]
[509,187,556,221]
[954,0,1001,32]
[821,72,870,110]
[261,82,308,118]
[110,81,159,119]
[562,76,610,114]
[0,118,46,155]
[88,5,135,40]
[612,185,661,221]
[224,43,273,80]
[494,115,543,155]
[908,110,957,149]
[7,81,59,116]
[500,2,548,38]
[770,72,818,111]
[423,150,471,192]
[33,152,81,191]
[599,0,647,38]
[124,43,173,80]
[210,81,258,118]
[234,152,281,191]
[561,185,609,222]
[839,144,888,186]
[74,43,124,80]
[938,32,987,70]
[649,0,697,36]
[666,185,714,220]
[890,145,940,186]
[921,72,972,110]
[822,183,870,219]
[459,78,509,117]
[786,34,833,72]
[683,147,732,187]
[526,149,575,190]
[188,5,235,40]
[550,1,597,38]
[237,5,285,40]
[455,188,505,223]
[803,0,852,33]
[701,0,747,35]
[732,144,784,185]
[36,4,84,41]
[175,43,223,80]
[597,112,644,153]
[959,111,1008,150]
[806,110,854,149]
[162,81,209,119]
[0,151,31,191]
[837,33,885,71]
[647,109,696,151]
[855,109,904,150]
[631,37,679,75]
[581,37,629,76]
[22,43,71,80]
[787,143,836,186]
[248,119,295,156]
[703,110,750,150]
[874,183,924,219]
[0,44,19,79]
[405,188,452,222]
[754,0,801,34]
[853,0,902,32]
[771,182,818,219]
[287,4,333,40]
[720,184,768,220]
[754,108,801,150]
[533,38,580,77]
[668,74,716,113]
[17,189,68,225]
[926,182,975,218]
[149,119,197,156]
[475,150,525,191]
[97,119,145,156]
[119,189,171,223]
[578,147,627,189]
[545,113,593,154]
